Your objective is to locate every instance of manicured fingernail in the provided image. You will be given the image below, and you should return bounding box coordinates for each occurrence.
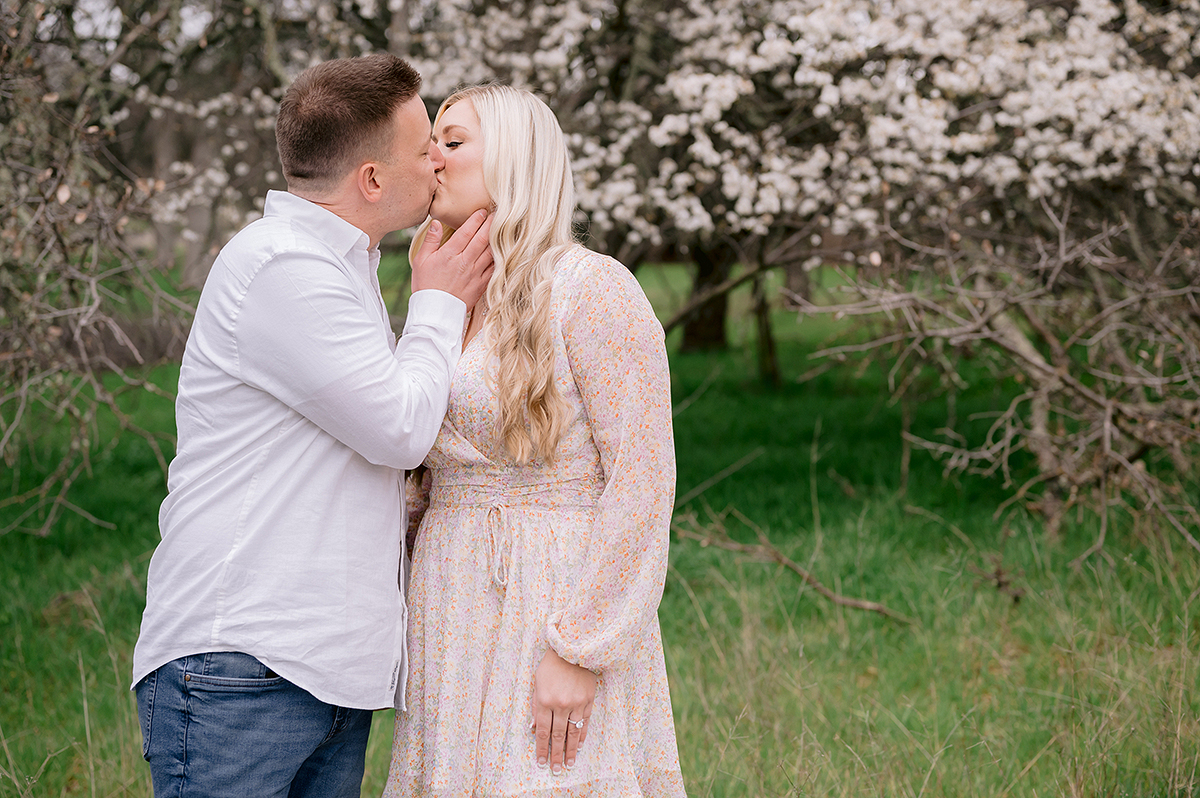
[566,759,575,768]
[552,765,561,775]
[538,758,547,769]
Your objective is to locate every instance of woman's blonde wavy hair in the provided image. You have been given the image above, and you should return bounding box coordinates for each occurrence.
[410,84,577,464]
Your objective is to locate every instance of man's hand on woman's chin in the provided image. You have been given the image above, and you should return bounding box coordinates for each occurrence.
[411,210,494,308]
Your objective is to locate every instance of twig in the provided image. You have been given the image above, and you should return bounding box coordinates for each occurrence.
[673,513,917,625]
[663,263,772,334]
[999,731,1064,798]
[793,361,834,384]
[667,564,729,671]
[1109,451,1200,556]
[674,448,765,508]
[673,365,722,418]
[0,719,71,797]
[810,418,822,535]
[904,505,976,553]
[1070,473,1109,570]
[78,652,96,798]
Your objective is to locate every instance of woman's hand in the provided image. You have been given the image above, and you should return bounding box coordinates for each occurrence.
[531,648,596,774]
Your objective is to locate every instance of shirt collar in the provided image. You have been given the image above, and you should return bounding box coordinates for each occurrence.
[263,190,373,259]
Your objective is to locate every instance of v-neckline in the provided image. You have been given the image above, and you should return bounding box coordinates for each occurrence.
[462,307,486,355]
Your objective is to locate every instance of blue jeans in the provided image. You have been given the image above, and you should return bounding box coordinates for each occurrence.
[135,652,372,798]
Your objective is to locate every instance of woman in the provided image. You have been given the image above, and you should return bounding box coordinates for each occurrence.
[384,84,686,797]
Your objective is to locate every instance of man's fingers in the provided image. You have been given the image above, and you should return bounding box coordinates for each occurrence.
[450,213,492,273]
[472,263,495,301]
[475,246,495,273]
[440,209,490,257]
[454,208,488,240]
[409,213,492,304]
[411,220,443,269]
[461,213,493,266]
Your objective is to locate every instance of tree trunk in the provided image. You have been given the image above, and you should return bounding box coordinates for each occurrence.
[783,260,809,309]
[680,241,734,352]
[387,0,412,55]
[180,134,219,288]
[151,109,182,271]
[753,273,780,386]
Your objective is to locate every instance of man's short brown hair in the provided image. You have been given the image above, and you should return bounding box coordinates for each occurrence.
[276,54,422,191]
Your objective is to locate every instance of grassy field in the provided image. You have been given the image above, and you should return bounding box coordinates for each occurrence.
[2,264,1198,796]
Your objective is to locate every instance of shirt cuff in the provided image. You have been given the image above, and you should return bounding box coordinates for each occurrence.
[403,289,467,338]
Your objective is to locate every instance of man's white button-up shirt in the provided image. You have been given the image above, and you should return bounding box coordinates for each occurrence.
[132,190,464,710]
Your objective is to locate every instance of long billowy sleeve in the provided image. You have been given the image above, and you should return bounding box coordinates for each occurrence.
[545,254,675,673]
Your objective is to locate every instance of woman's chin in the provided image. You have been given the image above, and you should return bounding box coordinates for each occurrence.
[430,211,463,230]
[430,205,488,231]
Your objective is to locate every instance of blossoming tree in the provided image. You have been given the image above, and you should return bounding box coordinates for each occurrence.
[402,0,1200,545]
[6,0,1200,544]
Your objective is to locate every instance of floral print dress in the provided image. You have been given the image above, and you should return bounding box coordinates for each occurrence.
[384,246,686,797]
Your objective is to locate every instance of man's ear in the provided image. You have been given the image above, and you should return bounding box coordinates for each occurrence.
[357,162,383,204]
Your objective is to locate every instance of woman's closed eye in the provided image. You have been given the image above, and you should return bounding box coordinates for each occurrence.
[445,141,463,149]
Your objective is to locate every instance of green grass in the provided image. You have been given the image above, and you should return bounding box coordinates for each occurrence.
[2,264,1199,796]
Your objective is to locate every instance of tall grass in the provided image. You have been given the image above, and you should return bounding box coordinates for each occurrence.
[2,265,1198,797]
[0,390,165,796]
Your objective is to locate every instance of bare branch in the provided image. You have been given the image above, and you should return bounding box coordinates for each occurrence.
[793,202,1200,549]
[673,511,917,625]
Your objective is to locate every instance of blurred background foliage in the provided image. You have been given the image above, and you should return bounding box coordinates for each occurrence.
[4,2,1200,792]
[4,0,1200,544]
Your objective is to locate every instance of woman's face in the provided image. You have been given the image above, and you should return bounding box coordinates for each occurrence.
[429,98,491,230]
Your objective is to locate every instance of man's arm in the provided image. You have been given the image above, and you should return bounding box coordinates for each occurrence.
[234,250,463,470]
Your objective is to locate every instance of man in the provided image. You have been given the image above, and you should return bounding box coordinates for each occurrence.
[131,54,492,796]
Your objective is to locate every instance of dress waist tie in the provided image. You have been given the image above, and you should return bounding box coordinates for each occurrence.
[428,473,604,593]
[487,505,512,591]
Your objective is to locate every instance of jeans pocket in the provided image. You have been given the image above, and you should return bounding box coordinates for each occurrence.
[134,671,157,760]
[184,673,286,692]
[184,652,285,692]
